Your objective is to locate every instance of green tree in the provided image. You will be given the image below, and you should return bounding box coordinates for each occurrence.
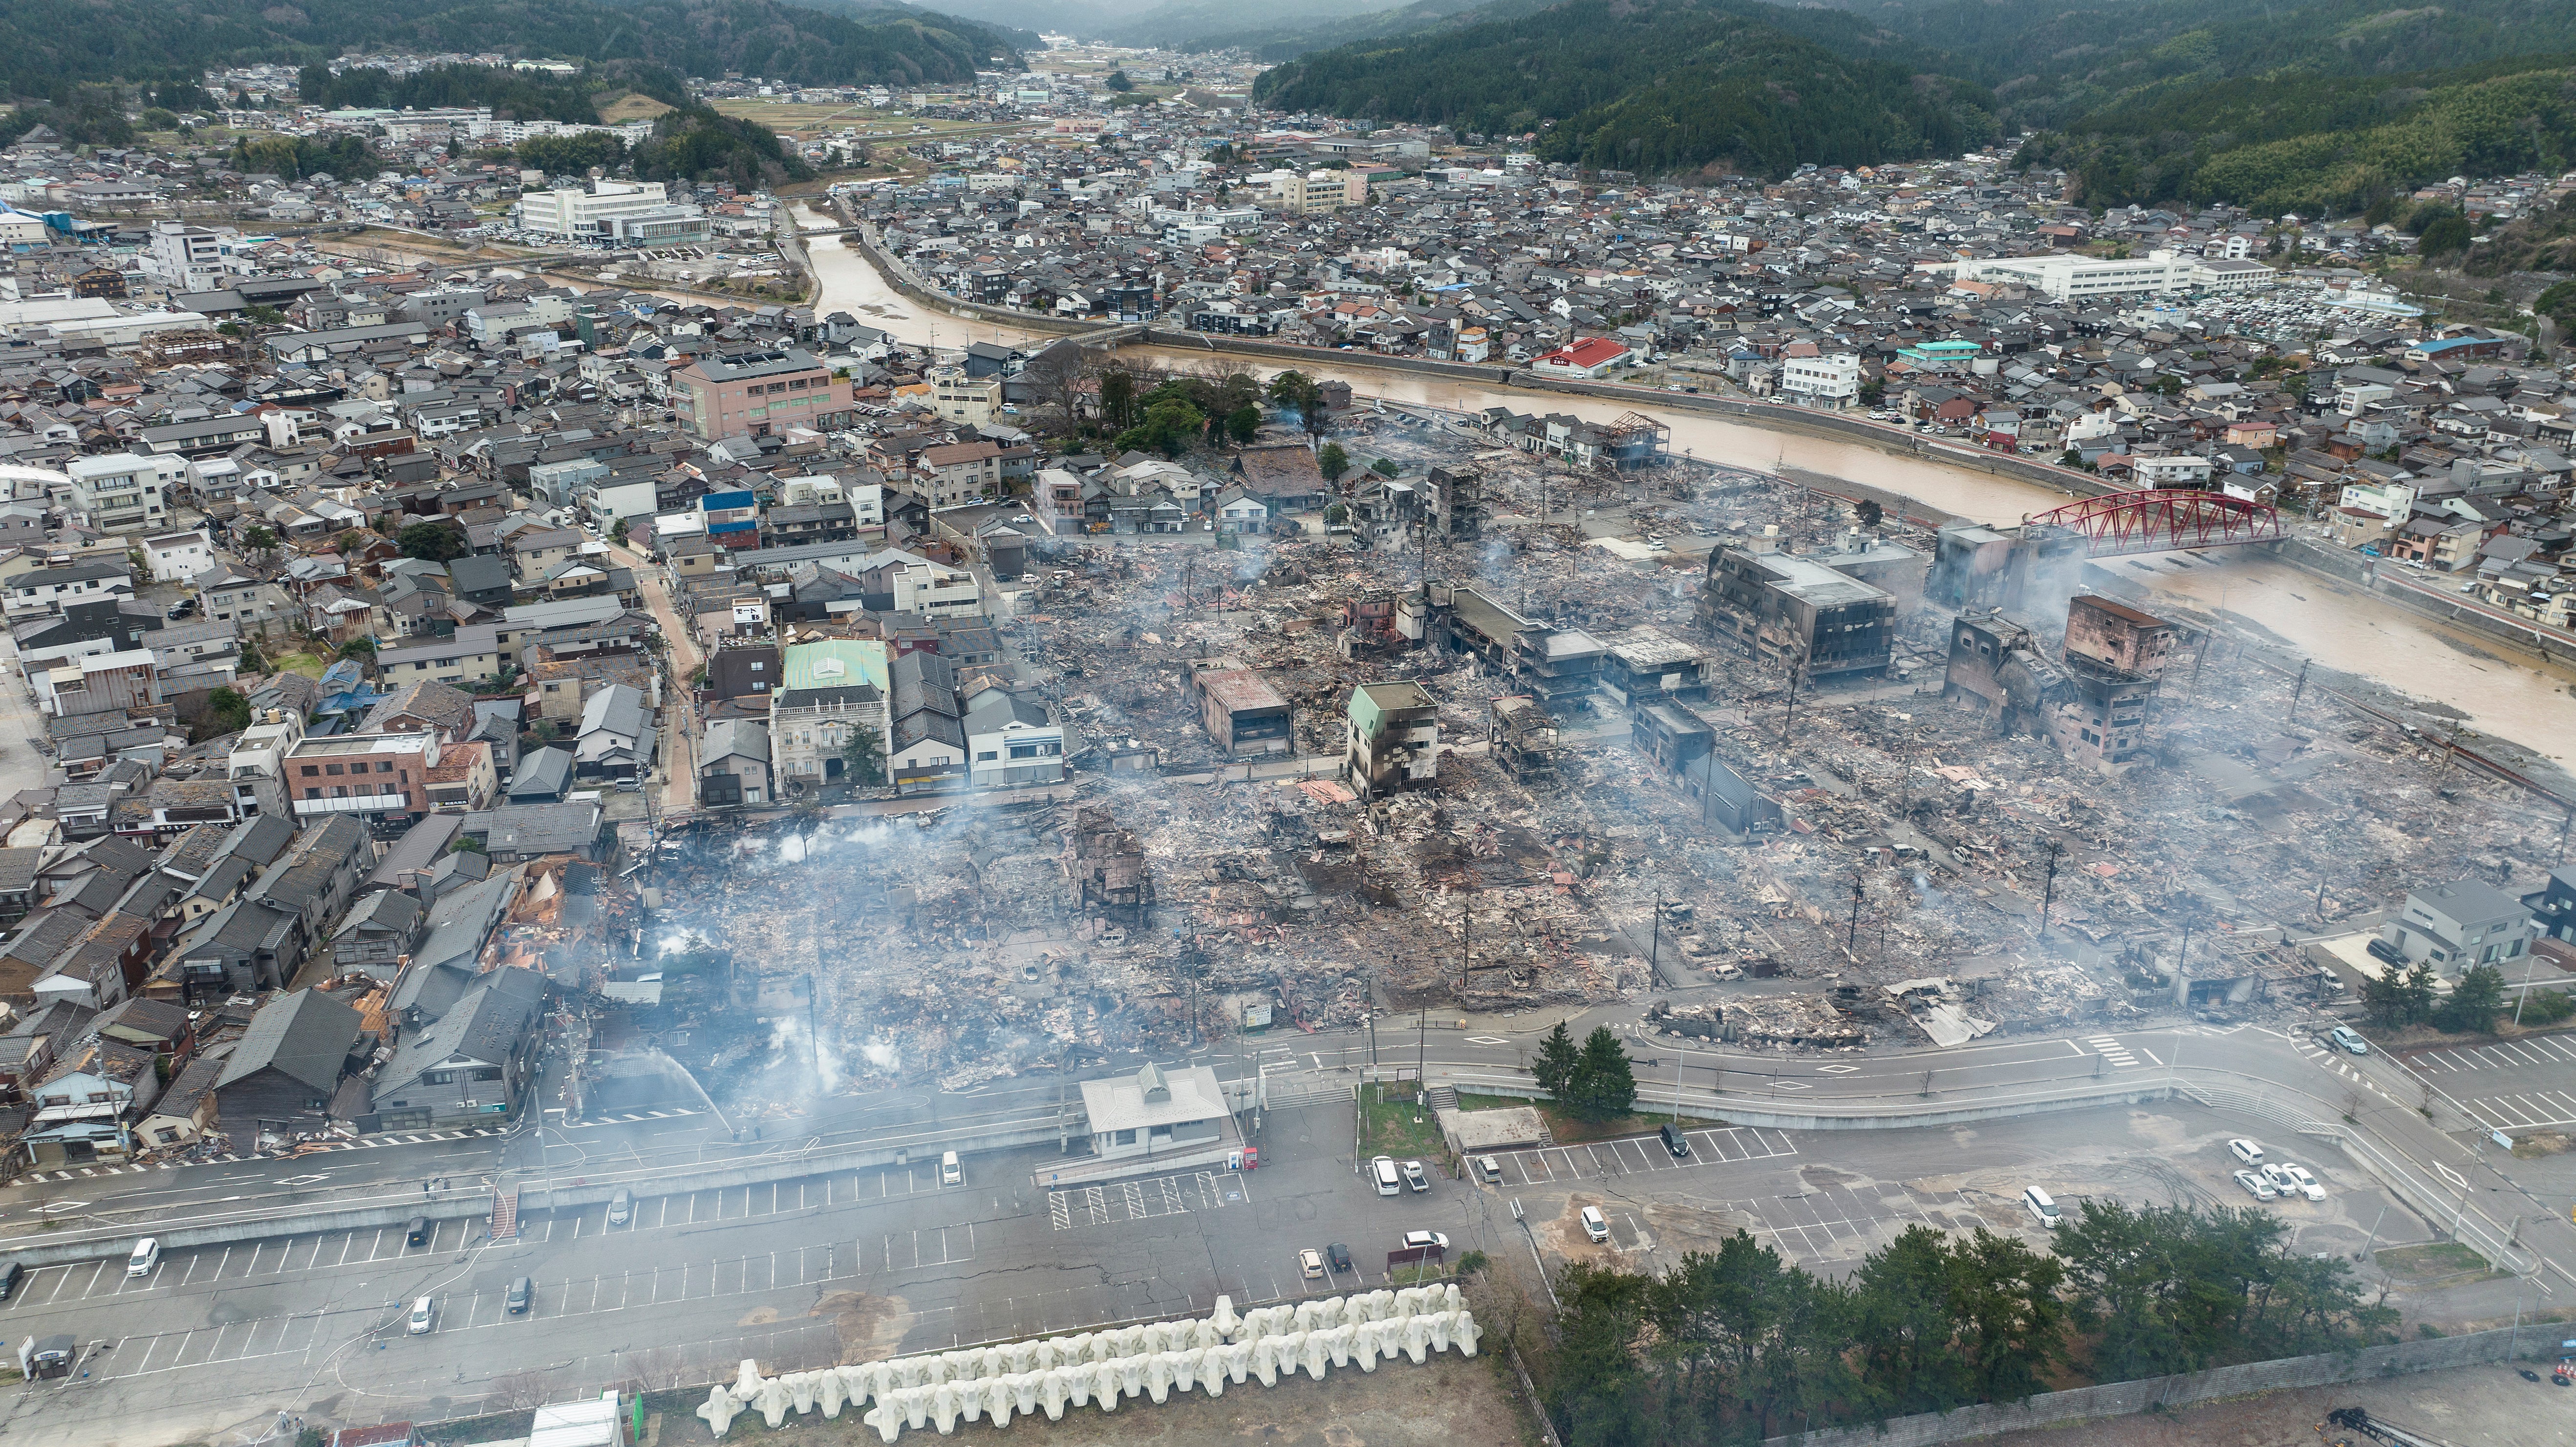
[205,686,252,736]
[237,637,267,675]
[1324,502,1350,528]
[1567,1024,1637,1120]
[335,529,366,555]
[337,636,376,660]
[1225,403,1260,445]
[2434,962,2508,1033]
[1103,368,1141,431]
[1104,68,1134,92]
[138,107,178,132]
[1532,1020,1580,1098]
[1316,442,1350,483]
[2363,957,2440,1028]
[1116,398,1205,459]
[840,723,888,787]
[398,521,467,562]
[2418,212,2474,257]
[239,524,279,563]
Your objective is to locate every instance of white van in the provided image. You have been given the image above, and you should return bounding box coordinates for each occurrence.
[939,1150,962,1187]
[126,1238,160,1277]
[2023,1186,2062,1229]
[1581,1206,1610,1243]
[407,1296,436,1335]
[1371,1155,1401,1196]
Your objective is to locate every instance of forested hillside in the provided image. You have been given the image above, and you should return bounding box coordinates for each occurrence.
[2017,54,2576,214]
[1252,0,1994,177]
[0,0,1024,101]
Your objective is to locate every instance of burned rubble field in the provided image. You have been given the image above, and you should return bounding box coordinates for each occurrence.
[648,442,2566,1109]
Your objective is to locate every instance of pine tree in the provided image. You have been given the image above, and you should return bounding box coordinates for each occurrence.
[1572,1026,1637,1120]
[1532,1021,1580,1099]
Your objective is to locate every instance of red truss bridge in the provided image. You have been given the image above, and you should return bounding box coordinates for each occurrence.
[2023,489,2286,557]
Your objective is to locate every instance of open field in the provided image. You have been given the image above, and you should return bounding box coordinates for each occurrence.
[597,90,676,123]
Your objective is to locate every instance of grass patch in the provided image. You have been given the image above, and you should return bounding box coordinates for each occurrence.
[1453,1091,1723,1147]
[2376,1241,2502,1282]
[596,90,675,123]
[265,649,330,679]
[1359,1083,1447,1161]
[2512,1130,2572,1159]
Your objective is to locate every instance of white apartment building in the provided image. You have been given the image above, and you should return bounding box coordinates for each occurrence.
[64,452,180,530]
[887,560,983,619]
[1779,352,1862,407]
[144,221,226,292]
[515,179,685,240]
[1950,251,2274,302]
[2133,455,2215,489]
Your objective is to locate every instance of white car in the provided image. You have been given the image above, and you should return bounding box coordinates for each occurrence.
[2228,1138,2265,1166]
[1299,1248,1326,1280]
[2263,1162,2327,1201]
[2232,1168,2278,1201]
[1400,1230,1449,1253]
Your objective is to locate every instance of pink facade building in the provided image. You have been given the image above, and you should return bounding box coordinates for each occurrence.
[674,348,856,441]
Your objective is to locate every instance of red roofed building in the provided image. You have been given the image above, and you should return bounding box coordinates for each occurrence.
[1526,336,1632,379]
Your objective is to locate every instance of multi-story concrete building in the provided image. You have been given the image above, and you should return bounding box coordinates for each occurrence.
[63,452,179,531]
[672,348,854,441]
[1345,681,1439,798]
[283,733,456,824]
[1779,352,1862,407]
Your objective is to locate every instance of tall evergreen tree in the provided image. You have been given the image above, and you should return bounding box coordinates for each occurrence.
[1532,1021,1580,1099]
[1572,1025,1637,1120]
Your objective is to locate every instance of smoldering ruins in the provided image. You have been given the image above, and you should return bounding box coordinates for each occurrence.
[626,410,2576,1120]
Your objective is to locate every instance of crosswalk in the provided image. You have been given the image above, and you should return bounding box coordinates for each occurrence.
[2088,1035,2141,1068]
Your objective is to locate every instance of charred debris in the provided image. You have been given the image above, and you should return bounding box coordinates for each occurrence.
[630,421,2563,1115]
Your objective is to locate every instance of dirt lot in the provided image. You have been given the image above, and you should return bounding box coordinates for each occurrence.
[648,1352,1541,1447]
[1978,1362,2576,1447]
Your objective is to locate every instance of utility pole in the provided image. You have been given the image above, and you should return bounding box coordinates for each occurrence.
[2038,839,2063,939]
[1846,874,1864,951]
[1460,898,1472,995]
[1415,1002,1426,1095]
[1779,655,1804,745]
[1650,883,1663,977]
[2288,658,2309,721]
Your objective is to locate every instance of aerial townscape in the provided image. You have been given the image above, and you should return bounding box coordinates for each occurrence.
[3,1,2576,1445]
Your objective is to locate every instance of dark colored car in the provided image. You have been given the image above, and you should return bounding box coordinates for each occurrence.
[405,1215,429,1246]
[2366,937,2405,966]
[506,1276,534,1314]
[0,1260,21,1299]
[1326,1242,1352,1274]
[1659,1124,1691,1159]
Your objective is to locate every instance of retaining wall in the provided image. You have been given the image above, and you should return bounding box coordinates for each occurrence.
[1759,1323,2556,1447]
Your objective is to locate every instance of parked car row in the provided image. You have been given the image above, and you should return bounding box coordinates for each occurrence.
[2227,1139,2329,1202]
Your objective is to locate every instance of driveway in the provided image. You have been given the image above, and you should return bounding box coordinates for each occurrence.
[0,631,56,797]
[604,540,700,819]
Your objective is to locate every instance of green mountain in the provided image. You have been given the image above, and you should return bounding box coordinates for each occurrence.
[1193,0,1556,64]
[2017,53,2576,215]
[1251,0,1995,177]
[1835,0,2576,134]
[0,0,1026,101]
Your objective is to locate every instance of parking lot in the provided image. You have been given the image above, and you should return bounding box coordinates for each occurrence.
[2398,1031,2576,1131]
[0,1095,2445,1447]
[1481,1124,1799,1186]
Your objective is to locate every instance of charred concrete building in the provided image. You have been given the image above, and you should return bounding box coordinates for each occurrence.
[1929,521,2089,612]
[1488,696,1561,783]
[1699,546,1896,679]
[1440,584,1611,709]
[1194,668,1293,758]
[1944,595,2177,770]
[1345,681,1439,798]
[1426,466,1486,540]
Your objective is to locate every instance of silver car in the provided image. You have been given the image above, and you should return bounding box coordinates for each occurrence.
[2233,1168,2278,1201]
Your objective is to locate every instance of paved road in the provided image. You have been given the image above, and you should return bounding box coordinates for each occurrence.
[0,629,55,797]
[602,538,698,819]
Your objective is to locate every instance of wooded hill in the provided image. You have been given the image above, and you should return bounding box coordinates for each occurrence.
[1251,0,1996,178]
[0,0,1027,101]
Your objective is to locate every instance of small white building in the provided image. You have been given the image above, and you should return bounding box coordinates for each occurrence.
[2133,455,2214,490]
[968,718,1064,788]
[1076,1062,1232,1164]
[1779,352,1861,407]
[140,529,215,584]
